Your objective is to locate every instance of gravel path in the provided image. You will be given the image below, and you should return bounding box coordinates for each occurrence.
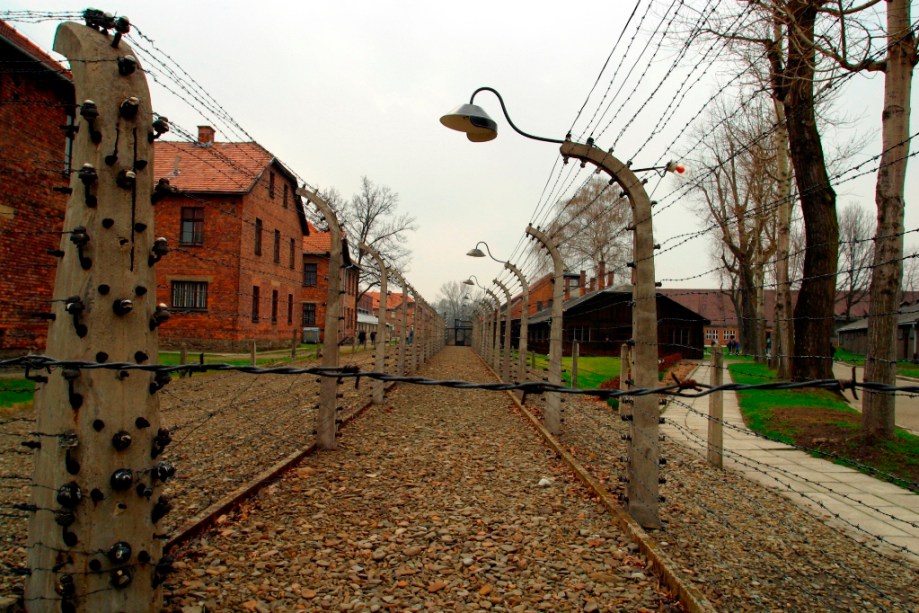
[164,347,681,612]
[546,387,919,612]
[0,350,379,603]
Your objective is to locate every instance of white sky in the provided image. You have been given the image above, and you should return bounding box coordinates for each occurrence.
[6,1,915,305]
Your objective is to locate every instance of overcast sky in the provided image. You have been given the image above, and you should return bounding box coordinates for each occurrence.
[6,1,914,304]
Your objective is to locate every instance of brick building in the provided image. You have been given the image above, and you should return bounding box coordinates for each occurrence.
[152,127,310,351]
[0,21,74,356]
[366,291,414,341]
[301,221,359,344]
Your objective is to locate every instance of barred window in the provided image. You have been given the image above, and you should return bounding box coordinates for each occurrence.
[303,303,316,326]
[171,281,207,310]
[252,286,260,323]
[273,229,281,263]
[303,262,318,287]
[254,218,263,256]
[271,290,279,324]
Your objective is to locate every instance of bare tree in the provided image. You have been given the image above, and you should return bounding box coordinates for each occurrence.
[859,0,917,439]
[553,176,632,283]
[836,203,875,321]
[435,280,473,325]
[335,176,418,298]
[903,245,919,295]
[690,94,779,363]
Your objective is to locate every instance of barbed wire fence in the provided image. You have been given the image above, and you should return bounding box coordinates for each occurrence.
[1,4,917,612]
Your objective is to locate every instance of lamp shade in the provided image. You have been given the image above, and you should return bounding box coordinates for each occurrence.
[466,248,486,257]
[439,103,498,142]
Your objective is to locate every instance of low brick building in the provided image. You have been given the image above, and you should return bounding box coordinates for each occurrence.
[0,21,74,356]
[301,222,358,344]
[152,127,310,351]
[366,291,414,341]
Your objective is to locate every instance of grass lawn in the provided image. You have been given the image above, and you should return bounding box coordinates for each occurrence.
[0,378,35,409]
[835,348,919,378]
[729,361,919,489]
[528,353,621,388]
[0,345,344,408]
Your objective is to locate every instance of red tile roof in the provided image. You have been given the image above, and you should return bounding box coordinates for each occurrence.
[0,20,71,81]
[153,141,272,194]
[301,222,329,253]
[366,291,414,310]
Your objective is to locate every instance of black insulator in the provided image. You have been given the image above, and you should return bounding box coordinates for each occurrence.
[54,509,75,527]
[119,97,140,120]
[151,496,171,524]
[112,431,132,451]
[152,461,175,483]
[110,469,134,491]
[117,55,137,75]
[56,482,82,508]
[107,541,132,564]
[110,567,132,589]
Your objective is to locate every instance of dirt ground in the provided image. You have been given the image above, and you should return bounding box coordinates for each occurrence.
[769,406,919,487]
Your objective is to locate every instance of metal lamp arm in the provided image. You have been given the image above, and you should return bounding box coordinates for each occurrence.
[470,87,565,145]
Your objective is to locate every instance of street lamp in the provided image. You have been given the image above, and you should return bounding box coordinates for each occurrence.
[442,86,667,529]
[467,241,531,384]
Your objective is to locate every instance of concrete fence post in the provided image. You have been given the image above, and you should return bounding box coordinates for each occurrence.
[296,187,343,450]
[572,340,580,388]
[359,242,388,404]
[560,139,661,528]
[526,225,564,436]
[27,17,170,611]
[708,346,724,468]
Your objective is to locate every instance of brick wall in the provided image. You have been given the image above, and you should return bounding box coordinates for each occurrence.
[0,42,73,355]
[154,166,306,351]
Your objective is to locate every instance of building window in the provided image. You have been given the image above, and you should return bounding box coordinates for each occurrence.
[287,294,293,324]
[269,172,276,198]
[289,238,295,269]
[271,290,279,324]
[254,218,263,256]
[273,229,281,263]
[283,184,289,208]
[171,281,207,310]
[303,262,317,287]
[252,286,260,322]
[302,302,316,326]
[536,301,543,311]
[705,329,718,342]
[180,207,204,245]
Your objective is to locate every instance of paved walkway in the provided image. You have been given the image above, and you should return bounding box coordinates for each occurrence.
[832,362,919,435]
[662,358,919,562]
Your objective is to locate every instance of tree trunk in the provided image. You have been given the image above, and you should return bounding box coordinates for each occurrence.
[738,265,759,358]
[769,13,794,379]
[784,0,838,381]
[864,0,915,439]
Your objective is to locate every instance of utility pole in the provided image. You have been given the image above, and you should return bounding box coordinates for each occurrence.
[27,15,173,611]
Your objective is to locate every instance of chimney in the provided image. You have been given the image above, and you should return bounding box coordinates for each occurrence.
[197,125,215,145]
[589,277,597,291]
[598,260,606,290]
[607,271,615,288]
[579,270,586,296]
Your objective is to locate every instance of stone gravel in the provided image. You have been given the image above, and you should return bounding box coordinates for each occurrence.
[545,385,919,612]
[163,347,681,612]
[4,345,919,612]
